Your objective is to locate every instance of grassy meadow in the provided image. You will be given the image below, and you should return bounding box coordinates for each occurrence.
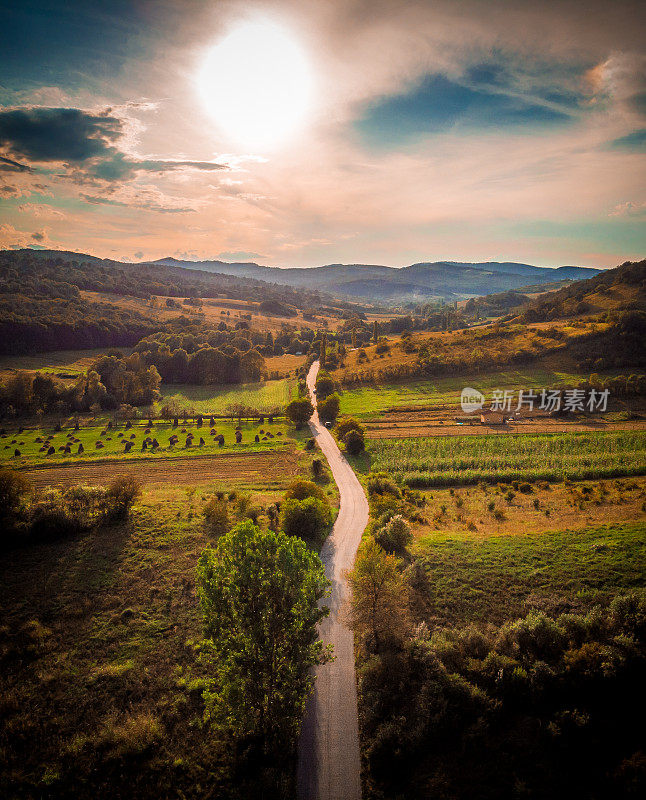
[0,417,295,470]
[414,520,646,626]
[158,377,296,415]
[0,468,334,799]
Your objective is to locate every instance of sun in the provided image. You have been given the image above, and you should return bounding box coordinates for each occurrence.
[197,19,313,151]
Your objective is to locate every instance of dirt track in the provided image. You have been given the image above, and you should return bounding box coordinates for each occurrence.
[21,450,299,490]
[297,362,367,800]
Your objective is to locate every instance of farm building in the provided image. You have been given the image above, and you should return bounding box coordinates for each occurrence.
[480,411,506,425]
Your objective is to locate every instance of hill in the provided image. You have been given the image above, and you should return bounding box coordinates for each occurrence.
[517,259,646,322]
[151,256,601,302]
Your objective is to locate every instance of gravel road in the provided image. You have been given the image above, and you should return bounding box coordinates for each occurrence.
[297,361,368,800]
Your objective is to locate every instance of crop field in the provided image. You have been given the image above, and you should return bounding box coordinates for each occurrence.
[338,364,603,418]
[0,417,294,470]
[367,430,646,486]
[158,378,296,414]
[0,347,133,379]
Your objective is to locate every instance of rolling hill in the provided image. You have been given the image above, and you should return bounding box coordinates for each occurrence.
[151,257,601,302]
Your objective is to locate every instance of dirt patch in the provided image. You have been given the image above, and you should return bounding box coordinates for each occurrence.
[22,450,300,490]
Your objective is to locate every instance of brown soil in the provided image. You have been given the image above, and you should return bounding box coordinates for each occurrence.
[22,450,300,490]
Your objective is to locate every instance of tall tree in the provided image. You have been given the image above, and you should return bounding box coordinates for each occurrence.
[196,521,330,755]
[319,333,327,367]
[347,538,409,653]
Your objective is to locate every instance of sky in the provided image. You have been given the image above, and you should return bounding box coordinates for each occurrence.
[0,0,644,269]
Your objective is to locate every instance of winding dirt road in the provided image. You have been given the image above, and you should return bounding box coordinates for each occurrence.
[297,361,368,800]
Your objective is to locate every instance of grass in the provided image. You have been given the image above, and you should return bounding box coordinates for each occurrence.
[367,430,646,486]
[157,377,296,414]
[0,473,314,798]
[0,418,295,469]
[338,365,606,418]
[415,521,646,626]
[412,477,646,539]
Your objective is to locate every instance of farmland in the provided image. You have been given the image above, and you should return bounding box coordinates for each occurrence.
[337,361,630,418]
[366,430,646,486]
[158,377,296,415]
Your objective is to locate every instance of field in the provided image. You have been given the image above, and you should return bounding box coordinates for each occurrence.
[337,362,609,418]
[158,377,296,415]
[0,348,133,379]
[367,430,646,486]
[414,519,646,626]
[0,472,318,798]
[0,417,296,470]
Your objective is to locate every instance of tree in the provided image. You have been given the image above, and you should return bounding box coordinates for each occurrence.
[344,428,365,455]
[196,521,330,756]
[317,392,340,424]
[346,538,408,653]
[315,370,335,401]
[320,333,327,367]
[285,397,314,430]
[280,497,331,547]
[335,417,364,440]
[374,514,412,553]
[0,466,29,530]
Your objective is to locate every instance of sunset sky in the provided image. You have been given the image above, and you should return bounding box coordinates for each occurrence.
[0,0,644,268]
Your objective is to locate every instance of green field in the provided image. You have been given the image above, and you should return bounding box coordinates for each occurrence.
[0,418,293,469]
[338,367,617,417]
[158,378,295,415]
[368,430,646,486]
[415,521,646,625]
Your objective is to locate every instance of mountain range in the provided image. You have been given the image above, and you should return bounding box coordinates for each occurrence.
[151,258,600,302]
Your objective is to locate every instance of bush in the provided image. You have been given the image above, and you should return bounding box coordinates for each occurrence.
[311,458,324,479]
[280,497,331,547]
[104,476,142,520]
[285,397,314,429]
[344,428,365,455]
[335,417,365,440]
[367,472,401,498]
[0,466,29,527]
[318,392,341,424]
[374,515,412,553]
[284,479,327,503]
[204,496,229,536]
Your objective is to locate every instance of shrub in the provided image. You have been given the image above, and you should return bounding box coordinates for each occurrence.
[204,496,229,536]
[374,515,412,553]
[335,417,364,440]
[0,466,29,527]
[284,479,327,503]
[344,428,365,456]
[285,397,314,429]
[104,476,142,520]
[318,392,341,424]
[280,497,331,547]
[367,472,402,498]
[311,458,324,478]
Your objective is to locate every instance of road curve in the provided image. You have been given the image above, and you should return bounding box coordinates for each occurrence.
[297,361,368,800]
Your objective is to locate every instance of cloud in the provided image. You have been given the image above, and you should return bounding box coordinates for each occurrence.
[0,223,53,249]
[610,200,646,217]
[0,107,122,162]
[0,106,229,183]
[17,203,65,218]
[216,250,263,261]
[0,154,33,172]
[609,128,646,151]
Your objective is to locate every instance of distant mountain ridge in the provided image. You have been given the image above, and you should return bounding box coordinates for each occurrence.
[150,257,601,301]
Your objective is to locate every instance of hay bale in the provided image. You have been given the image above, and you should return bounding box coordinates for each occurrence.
[47,446,55,455]
[13,449,21,457]
[77,444,84,454]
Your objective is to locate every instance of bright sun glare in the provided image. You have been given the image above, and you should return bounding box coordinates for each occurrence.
[197,20,313,150]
